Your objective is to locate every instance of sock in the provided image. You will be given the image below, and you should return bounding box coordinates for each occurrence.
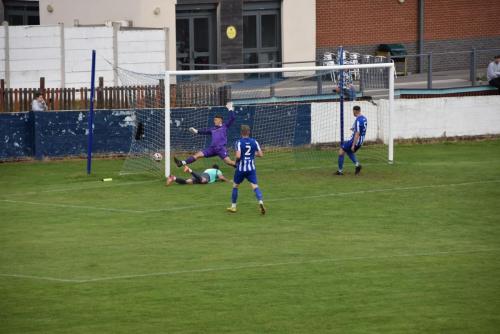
[191,171,202,183]
[185,156,195,164]
[175,177,187,184]
[231,188,238,205]
[254,187,263,202]
[338,155,344,171]
[346,151,358,165]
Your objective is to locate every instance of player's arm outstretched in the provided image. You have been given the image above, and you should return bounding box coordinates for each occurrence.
[224,102,236,128]
[189,127,211,135]
[218,174,229,182]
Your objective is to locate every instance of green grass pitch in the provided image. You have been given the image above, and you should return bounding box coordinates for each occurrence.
[1,140,500,333]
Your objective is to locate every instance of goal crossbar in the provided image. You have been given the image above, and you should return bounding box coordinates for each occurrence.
[163,64,395,178]
[166,63,394,76]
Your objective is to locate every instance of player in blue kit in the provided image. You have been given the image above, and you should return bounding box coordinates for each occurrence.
[174,101,236,168]
[227,125,266,215]
[336,105,367,176]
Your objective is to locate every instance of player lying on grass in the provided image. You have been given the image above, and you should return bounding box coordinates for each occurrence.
[227,125,266,215]
[166,164,228,185]
[174,102,236,168]
[336,105,367,176]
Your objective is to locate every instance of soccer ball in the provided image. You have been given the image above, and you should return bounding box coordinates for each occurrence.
[152,152,163,162]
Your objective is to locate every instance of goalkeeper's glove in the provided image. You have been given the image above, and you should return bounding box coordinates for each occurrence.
[189,127,198,134]
[226,101,234,111]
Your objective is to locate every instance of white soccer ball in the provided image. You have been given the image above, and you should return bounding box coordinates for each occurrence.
[153,152,163,162]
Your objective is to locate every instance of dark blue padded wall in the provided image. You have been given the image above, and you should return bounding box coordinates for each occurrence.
[0,112,34,158]
[0,105,311,160]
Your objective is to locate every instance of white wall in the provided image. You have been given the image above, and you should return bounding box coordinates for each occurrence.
[311,101,383,144]
[64,26,114,87]
[393,96,500,138]
[39,0,177,73]
[8,25,62,88]
[1,25,168,88]
[117,29,166,75]
[282,0,316,66]
[311,96,500,143]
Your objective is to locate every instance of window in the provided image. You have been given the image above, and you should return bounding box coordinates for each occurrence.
[4,0,40,26]
[243,1,281,71]
[176,4,216,71]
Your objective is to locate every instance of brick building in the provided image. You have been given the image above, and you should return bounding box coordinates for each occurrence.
[6,0,500,72]
[316,0,500,72]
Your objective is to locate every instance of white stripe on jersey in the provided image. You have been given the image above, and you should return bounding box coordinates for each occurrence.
[238,159,257,172]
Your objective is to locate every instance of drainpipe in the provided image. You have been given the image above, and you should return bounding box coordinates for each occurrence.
[418,0,424,73]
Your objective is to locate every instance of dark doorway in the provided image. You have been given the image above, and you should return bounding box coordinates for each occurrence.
[243,2,281,70]
[176,5,216,71]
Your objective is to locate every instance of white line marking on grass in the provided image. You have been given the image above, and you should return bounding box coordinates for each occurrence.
[1,179,499,214]
[144,179,500,213]
[0,273,83,283]
[0,199,143,214]
[0,180,158,198]
[1,248,498,284]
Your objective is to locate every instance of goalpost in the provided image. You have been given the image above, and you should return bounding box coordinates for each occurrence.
[117,63,395,178]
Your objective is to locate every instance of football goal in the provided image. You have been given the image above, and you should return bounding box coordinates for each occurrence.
[117,63,395,178]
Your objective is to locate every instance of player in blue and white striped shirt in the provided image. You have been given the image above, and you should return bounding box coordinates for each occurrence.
[336,105,367,176]
[227,125,266,215]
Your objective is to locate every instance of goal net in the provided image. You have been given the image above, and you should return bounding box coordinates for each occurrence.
[117,63,395,178]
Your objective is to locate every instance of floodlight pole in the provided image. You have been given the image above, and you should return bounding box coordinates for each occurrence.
[87,50,96,175]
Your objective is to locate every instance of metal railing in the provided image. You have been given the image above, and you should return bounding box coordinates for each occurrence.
[178,47,500,90]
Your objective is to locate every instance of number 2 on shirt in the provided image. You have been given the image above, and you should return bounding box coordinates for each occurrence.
[245,145,251,156]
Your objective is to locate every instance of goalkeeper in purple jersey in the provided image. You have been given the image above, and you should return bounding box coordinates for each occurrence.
[174,102,236,168]
[336,105,367,176]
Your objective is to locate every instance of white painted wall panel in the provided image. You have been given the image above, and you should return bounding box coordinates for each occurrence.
[10,59,60,71]
[3,25,166,88]
[118,52,164,64]
[65,38,113,50]
[9,25,60,38]
[65,27,113,39]
[393,96,500,138]
[118,30,164,42]
[9,70,61,87]
[311,96,500,143]
[9,48,60,60]
[117,41,164,53]
[311,101,381,144]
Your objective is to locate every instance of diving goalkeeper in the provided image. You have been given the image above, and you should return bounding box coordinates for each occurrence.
[174,102,236,168]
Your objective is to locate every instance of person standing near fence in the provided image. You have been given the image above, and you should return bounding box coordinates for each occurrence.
[487,55,500,92]
[31,92,47,111]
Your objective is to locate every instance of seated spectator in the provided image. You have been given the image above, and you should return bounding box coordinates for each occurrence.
[487,55,500,93]
[334,71,357,101]
[334,84,357,101]
[31,92,47,111]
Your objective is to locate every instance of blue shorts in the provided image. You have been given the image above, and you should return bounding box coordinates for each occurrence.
[233,170,258,185]
[341,140,362,153]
